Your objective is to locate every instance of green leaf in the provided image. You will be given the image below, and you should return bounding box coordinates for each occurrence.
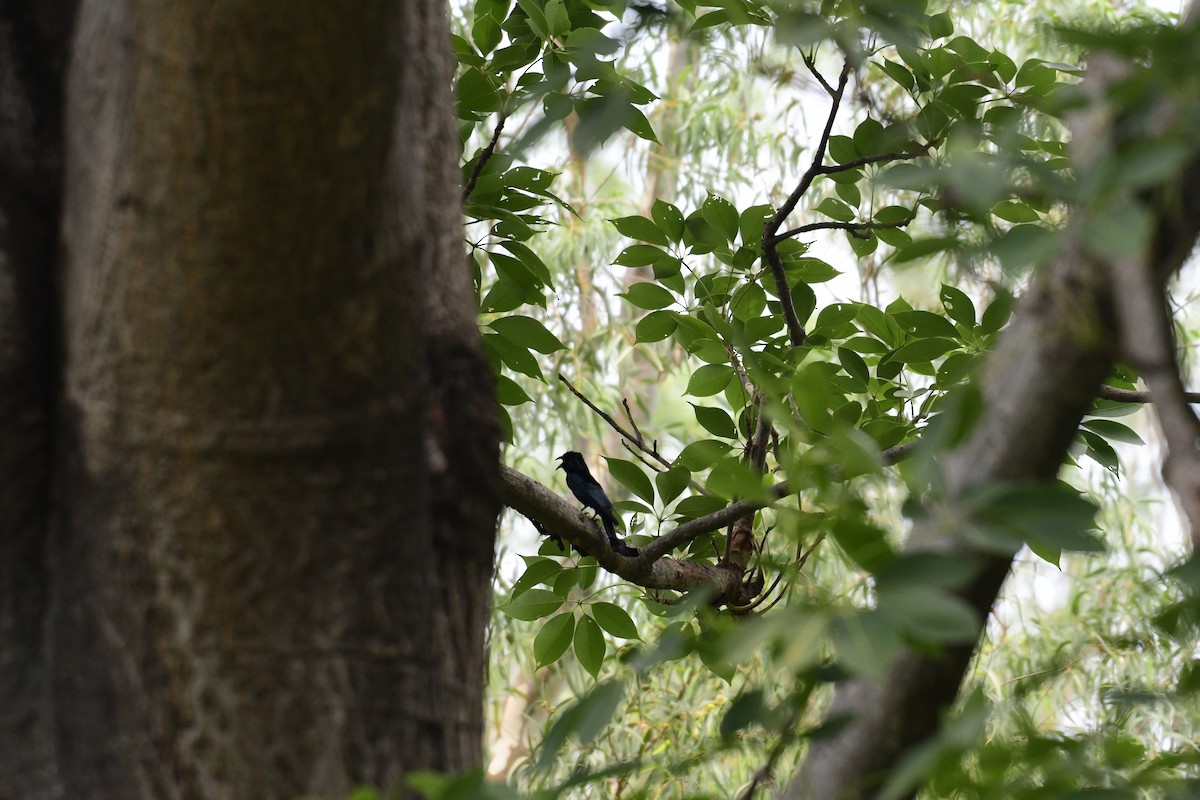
[731,283,767,321]
[874,205,915,225]
[842,335,890,355]
[838,347,870,387]
[927,11,953,38]
[614,244,668,267]
[686,364,734,397]
[980,288,1014,334]
[501,588,564,621]
[1082,419,1145,446]
[535,680,625,769]
[940,284,976,328]
[816,197,856,223]
[455,68,501,118]
[635,309,677,343]
[573,614,606,678]
[543,91,573,121]
[848,230,878,257]
[534,613,576,667]
[894,236,954,264]
[512,556,563,596]
[720,690,771,741]
[656,466,691,505]
[814,303,858,331]
[676,440,733,471]
[891,310,960,340]
[488,315,567,354]
[624,105,659,143]
[691,403,738,438]
[611,215,669,246]
[621,282,675,310]
[832,517,895,574]
[652,199,686,242]
[853,119,885,154]
[877,58,915,91]
[565,27,620,56]
[991,200,1040,223]
[604,457,655,504]
[887,337,958,364]
[591,602,640,639]
[472,14,503,55]
[674,494,729,519]
[486,333,544,380]
[495,374,532,406]
[702,194,739,242]
[828,135,858,164]
[836,180,862,208]
[739,204,774,246]
[857,303,903,347]
[788,258,840,284]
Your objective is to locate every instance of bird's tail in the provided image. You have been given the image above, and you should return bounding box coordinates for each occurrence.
[602,513,639,558]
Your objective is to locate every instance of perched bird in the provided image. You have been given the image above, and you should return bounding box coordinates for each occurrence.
[557,451,639,557]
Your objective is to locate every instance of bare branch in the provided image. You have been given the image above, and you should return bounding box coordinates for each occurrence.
[559,373,676,471]
[463,114,506,201]
[1110,257,1200,547]
[802,52,837,96]
[622,397,645,444]
[1097,385,1200,404]
[771,218,909,245]
[761,60,853,348]
[816,140,938,176]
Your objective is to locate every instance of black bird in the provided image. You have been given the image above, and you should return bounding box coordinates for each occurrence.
[557,451,639,557]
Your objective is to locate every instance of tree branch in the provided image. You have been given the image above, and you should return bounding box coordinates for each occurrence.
[463,114,506,201]
[760,59,853,348]
[1096,385,1200,404]
[815,140,938,176]
[1111,253,1200,546]
[499,465,744,595]
[771,219,910,245]
[785,36,1200,800]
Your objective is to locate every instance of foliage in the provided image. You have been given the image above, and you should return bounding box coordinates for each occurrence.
[455,0,1200,797]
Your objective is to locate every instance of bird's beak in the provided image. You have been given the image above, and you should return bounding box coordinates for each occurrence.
[555,459,564,470]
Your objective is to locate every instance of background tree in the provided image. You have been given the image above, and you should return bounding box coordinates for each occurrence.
[0,1,498,798]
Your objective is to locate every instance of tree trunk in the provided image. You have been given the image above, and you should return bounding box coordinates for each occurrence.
[0,1,499,798]
[0,3,76,797]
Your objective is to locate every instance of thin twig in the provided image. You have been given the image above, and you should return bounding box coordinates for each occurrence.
[463,114,507,201]
[802,52,836,96]
[771,218,910,245]
[761,60,852,347]
[560,373,642,454]
[1097,385,1200,404]
[560,373,709,494]
[816,140,938,176]
[622,440,665,473]
[622,398,645,444]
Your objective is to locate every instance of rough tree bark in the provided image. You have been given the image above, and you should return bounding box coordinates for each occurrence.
[0,2,77,797]
[0,1,498,798]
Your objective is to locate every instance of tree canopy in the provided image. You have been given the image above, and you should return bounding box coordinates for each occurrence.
[447,0,1200,798]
